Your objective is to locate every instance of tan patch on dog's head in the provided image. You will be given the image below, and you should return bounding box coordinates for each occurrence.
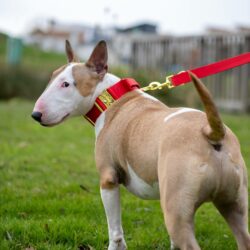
[49,64,67,84]
[72,63,100,97]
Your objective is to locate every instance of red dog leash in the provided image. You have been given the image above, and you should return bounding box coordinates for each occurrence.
[85,52,250,125]
[142,52,250,91]
[171,52,250,86]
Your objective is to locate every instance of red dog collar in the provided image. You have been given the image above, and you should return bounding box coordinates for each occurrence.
[84,78,140,125]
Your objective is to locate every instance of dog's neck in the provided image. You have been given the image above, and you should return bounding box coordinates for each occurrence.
[90,73,120,134]
[84,73,140,126]
[79,73,121,118]
[92,73,121,101]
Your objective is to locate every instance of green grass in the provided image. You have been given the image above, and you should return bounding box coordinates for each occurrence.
[0,99,250,250]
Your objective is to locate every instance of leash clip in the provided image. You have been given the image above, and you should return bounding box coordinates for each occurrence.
[141,75,174,92]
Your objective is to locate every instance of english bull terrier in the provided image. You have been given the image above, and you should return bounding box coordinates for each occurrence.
[32,40,250,250]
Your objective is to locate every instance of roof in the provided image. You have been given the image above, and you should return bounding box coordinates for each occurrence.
[30,28,70,38]
[117,23,157,34]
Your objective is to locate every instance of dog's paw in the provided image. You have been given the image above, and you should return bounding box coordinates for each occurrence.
[170,239,180,250]
[108,237,127,250]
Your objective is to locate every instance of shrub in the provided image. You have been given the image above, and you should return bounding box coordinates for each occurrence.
[0,65,49,100]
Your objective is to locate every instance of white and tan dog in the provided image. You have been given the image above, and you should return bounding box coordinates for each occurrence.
[32,40,250,250]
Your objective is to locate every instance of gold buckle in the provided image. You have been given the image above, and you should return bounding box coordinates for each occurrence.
[98,90,115,107]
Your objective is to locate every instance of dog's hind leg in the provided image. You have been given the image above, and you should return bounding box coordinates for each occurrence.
[158,155,208,250]
[214,186,250,250]
[158,172,201,249]
[160,192,201,250]
[161,194,201,250]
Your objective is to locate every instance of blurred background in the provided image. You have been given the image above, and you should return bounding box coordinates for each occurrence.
[0,0,250,111]
[0,1,250,249]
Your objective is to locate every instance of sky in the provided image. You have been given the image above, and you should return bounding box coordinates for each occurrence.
[0,0,250,36]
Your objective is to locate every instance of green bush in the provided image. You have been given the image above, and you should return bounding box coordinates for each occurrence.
[0,65,49,100]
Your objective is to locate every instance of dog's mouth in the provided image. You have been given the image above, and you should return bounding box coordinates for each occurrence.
[41,113,70,127]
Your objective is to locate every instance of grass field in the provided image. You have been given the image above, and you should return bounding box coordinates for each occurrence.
[0,99,250,250]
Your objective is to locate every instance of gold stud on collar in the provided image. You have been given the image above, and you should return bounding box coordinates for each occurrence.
[98,90,115,107]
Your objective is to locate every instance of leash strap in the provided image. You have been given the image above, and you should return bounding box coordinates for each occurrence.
[170,52,250,86]
[142,52,250,92]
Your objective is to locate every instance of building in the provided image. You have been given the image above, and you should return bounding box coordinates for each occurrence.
[112,23,159,64]
[25,20,98,53]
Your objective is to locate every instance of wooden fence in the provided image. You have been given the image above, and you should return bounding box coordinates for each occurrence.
[131,34,250,112]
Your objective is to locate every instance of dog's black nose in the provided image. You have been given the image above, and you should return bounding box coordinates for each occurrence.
[31,111,42,122]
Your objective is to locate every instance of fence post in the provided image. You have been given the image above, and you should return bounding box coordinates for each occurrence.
[6,37,23,66]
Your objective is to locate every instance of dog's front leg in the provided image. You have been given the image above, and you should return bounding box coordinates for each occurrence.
[101,186,127,250]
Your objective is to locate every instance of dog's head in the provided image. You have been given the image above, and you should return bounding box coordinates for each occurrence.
[31,40,108,126]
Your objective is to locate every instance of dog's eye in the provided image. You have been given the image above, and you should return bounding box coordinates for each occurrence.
[62,82,70,88]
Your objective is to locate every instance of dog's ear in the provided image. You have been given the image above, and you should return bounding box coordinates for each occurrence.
[65,40,79,63]
[86,40,108,79]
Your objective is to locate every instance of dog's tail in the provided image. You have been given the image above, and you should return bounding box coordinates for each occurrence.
[189,72,225,143]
